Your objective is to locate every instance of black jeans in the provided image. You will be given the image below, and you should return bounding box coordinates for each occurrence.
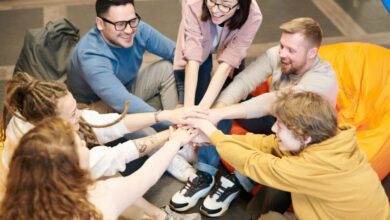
[247,186,292,220]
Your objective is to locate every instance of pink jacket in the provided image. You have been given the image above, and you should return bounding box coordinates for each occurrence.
[173,0,262,70]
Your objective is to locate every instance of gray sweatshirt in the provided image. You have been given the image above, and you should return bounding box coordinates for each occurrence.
[216,46,338,118]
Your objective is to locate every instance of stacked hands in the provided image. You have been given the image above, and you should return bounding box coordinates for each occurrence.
[167,106,219,147]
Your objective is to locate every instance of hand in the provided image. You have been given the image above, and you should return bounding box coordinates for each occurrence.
[207,109,222,125]
[191,130,210,146]
[169,126,198,146]
[184,118,218,137]
[185,117,211,130]
[164,106,209,125]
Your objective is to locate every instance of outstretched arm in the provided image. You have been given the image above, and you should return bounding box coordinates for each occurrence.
[184,61,200,107]
[89,130,169,179]
[132,130,169,157]
[122,106,208,132]
[104,127,198,218]
[198,62,233,108]
[207,103,247,125]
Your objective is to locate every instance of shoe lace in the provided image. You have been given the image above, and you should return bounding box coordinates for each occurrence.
[209,176,240,202]
[209,181,226,201]
[181,176,200,197]
[181,174,211,197]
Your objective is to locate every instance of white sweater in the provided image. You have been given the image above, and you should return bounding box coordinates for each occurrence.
[2,109,139,180]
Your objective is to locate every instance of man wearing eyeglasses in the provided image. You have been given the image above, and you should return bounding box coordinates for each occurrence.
[66,0,203,219]
[67,0,178,133]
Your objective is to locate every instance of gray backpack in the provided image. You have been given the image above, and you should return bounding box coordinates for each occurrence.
[14,18,80,82]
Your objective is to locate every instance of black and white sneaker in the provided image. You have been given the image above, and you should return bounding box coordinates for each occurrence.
[169,170,214,212]
[200,173,242,217]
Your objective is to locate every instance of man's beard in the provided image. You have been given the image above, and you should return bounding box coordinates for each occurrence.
[272,65,301,90]
[280,58,297,76]
[281,66,297,76]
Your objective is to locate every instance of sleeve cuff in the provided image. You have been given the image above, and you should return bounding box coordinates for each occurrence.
[209,130,226,146]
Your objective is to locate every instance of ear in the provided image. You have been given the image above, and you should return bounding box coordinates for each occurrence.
[307,47,318,60]
[96,17,104,31]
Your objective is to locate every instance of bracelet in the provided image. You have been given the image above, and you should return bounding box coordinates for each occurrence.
[154,110,161,123]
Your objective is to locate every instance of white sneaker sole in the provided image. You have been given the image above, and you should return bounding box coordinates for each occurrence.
[200,191,240,217]
[170,178,215,212]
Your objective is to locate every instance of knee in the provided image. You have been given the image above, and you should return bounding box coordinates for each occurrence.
[157,60,174,76]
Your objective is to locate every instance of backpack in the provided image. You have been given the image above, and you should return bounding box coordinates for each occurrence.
[14,18,80,82]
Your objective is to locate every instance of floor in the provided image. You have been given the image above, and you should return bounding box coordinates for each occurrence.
[0,0,389,219]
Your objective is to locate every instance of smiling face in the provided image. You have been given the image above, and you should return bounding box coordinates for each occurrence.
[278,32,314,76]
[96,3,138,48]
[271,120,305,152]
[56,92,81,131]
[206,0,239,25]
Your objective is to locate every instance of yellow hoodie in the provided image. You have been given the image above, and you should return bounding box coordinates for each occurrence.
[210,125,389,220]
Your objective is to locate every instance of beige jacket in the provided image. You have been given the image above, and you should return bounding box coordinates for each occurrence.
[173,0,262,70]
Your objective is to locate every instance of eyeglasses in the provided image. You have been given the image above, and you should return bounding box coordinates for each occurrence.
[206,0,238,13]
[99,14,141,31]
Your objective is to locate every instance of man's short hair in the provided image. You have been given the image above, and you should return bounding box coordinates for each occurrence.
[279,17,323,48]
[95,0,134,17]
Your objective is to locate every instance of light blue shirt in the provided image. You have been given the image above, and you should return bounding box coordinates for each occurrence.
[67,21,175,115]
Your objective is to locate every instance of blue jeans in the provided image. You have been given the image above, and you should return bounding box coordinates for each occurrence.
[196,119,232,176]
[174,54,244,105]
[175,55,244,174]
[174,55,213,105]
[198,115,276,191]
[195,121,263,192]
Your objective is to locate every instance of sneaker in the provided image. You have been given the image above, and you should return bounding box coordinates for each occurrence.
[178,144,197,164]
[200,173,242,217]
[167,154,196,182]
[161,206,201,220]
[170,170,214,212]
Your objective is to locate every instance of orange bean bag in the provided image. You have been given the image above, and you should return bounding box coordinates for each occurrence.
[224,43,390,187]
[318,42,390,180]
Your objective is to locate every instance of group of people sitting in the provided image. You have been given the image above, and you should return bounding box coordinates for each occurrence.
[0,0,389,219]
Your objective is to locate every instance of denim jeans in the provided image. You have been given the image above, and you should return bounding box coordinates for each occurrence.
[174,54,245,105]
[233,115,276,191]
[196,119,232,175]
[174,55,213,105]
[175,55,244,175]
[198,115,276,186]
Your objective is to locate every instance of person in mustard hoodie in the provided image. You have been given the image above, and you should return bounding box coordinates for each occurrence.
[187,91,389,220]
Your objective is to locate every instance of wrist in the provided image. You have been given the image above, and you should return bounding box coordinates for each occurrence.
[160,110,175,123]
[200,121,217,136]
[210,109,223,124]
[167,139,182,148]
[154,110,162,123]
